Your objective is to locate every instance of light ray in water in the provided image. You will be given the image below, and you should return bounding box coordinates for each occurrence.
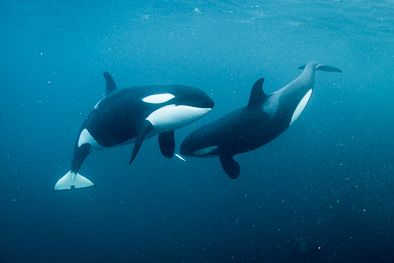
[174,153,186,162]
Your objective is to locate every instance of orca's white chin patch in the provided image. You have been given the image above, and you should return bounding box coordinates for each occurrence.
[146,104,211,132]
[193,146,218,156]
[290,89,313,125]
[142,93,175,104]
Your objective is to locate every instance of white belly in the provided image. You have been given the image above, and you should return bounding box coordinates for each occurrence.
[290,89,313,125]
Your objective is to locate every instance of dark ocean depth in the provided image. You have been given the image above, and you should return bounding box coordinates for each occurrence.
[1,1,394,262]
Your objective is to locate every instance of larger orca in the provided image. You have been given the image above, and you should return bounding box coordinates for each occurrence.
[180,61,342,179]
[54,72,214,190]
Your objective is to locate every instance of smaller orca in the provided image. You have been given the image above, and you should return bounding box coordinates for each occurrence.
[54,73,214,191]
[180,62,342,179]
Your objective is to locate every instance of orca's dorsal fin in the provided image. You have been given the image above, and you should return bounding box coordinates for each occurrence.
[247,78,267,108]
[103,72,117,95]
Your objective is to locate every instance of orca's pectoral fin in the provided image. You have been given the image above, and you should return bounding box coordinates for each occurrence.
[316,64,343,73]
[158,130,175,158]
[129,121,153,164]
[219,155,240,179]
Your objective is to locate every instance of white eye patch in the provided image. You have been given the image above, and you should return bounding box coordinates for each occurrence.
[193,146,218,155]
[142,93,175,104]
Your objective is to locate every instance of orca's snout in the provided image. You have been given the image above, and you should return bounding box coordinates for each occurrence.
[181,128,219,157]
[205,95,215,109]
[180,136,193,156]
[180,133,201,157]
[191,88,214,109]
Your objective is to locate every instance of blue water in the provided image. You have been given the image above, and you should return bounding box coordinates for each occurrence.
[1,1,394,262]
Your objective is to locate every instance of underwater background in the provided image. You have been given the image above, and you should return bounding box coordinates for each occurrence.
[1,1,393,262]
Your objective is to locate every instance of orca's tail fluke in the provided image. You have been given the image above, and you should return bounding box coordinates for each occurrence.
[54,171,94,191]
[298,63,343,73]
